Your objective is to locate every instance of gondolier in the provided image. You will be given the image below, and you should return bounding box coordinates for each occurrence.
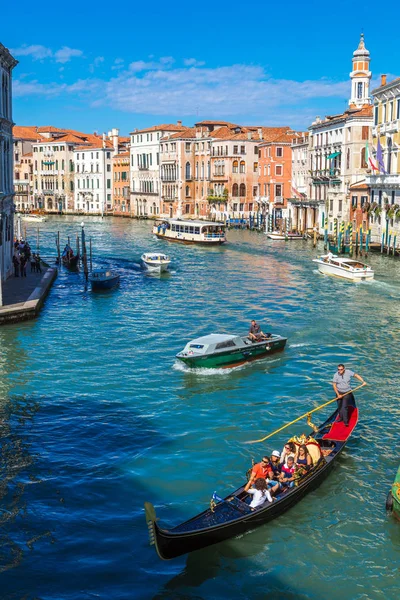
[332,364,366,426]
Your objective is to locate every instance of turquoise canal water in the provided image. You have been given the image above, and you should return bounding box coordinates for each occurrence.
[1,216,400,599]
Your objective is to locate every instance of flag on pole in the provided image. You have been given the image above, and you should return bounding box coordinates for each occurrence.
[365,140,378,171]
[376,138,387,174]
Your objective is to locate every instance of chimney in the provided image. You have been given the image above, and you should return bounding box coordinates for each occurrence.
[111,127,119,153]
[381,74,387,87]
[102,132,106,149]
[258,128,263,140]
[247,132,252,140]
[177,120,182,126]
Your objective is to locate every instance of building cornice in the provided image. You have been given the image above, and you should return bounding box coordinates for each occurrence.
[0,43,18,70]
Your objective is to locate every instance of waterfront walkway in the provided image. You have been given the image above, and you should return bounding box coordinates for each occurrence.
[0,263,57,325]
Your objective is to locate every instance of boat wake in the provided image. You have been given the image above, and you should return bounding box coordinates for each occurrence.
[172,361,245,375]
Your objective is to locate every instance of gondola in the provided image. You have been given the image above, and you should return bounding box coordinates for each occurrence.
[61,253,80,269]
[145,405,358,560]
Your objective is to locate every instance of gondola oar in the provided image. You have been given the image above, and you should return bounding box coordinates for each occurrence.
[244,382,367,444]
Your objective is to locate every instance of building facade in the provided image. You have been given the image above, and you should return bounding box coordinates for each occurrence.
[74,139,114,215]
[308,35,373,237]
[112,151,130,215]
[130,123,185,218]
[13,126,42,212]
[366,75,400,243]
[0,42,18,302]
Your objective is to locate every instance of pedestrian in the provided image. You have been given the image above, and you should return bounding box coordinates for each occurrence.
[35,253,42,273]
[31,253,37,273]
[332,364,366,426]
[12,253,20,277]
[20,254,27,277]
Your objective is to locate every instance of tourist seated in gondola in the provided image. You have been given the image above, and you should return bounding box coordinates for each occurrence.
[270,450,282,480]
[280,441,296,466]
[248,320,271,342]
[295,444,313,474]
[278,456,296,488]
[247,478,273,509]
[244,456,280,495]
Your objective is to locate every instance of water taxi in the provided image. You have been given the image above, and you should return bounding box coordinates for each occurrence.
[153,219,226,245]
[141,253,171,273]
[313,254,374,281]
[176,333,287,369]
[89,269,120,290]
[145,405,358,559]
[386,464,400,521]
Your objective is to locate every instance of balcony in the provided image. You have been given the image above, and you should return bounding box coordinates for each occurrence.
[161,196,178,201]
[138,166,149,171]
[274,197,284,204]
[160,175,177,182]
[41,170,59,176]
[366,174,400,188]
[255,195,270,204]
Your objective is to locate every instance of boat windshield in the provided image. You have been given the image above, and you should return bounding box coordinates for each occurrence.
[189,344,205,349]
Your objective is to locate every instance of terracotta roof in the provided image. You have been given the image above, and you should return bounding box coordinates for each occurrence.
[349,181,369,190]
[13,126,43,141]
[113,152,130,158]
[311,104,373,129]
[194,120,240,127]
[74,140,114,150]
[161,127,197,140]
[22,152,33,157]
[130,123,186,135]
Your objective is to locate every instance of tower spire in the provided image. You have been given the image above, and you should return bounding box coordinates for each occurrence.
[349,34,372,107]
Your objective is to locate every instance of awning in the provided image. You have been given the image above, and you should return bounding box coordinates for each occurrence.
[327,151,341,160]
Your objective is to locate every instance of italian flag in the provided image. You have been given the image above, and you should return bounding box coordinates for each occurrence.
[366,140,378,171]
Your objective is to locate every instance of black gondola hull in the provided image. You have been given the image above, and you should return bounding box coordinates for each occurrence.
[149,451,339,560]
[145,407,357,560]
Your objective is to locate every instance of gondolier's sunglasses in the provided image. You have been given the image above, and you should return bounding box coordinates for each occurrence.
[338,367,345,372]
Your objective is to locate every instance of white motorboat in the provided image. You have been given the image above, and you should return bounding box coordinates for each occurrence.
[266,231,303,240]
[313,254,374,281]
[141,252,171,273]
[18,213,47,223]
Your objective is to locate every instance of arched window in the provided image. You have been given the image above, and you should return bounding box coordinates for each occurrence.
[232,183,239,197]
[186,185,190,197]
[239,183,246,197]
[240,161,246,173]
[232,160,238,173]
[185,162,191,180]
[195,162,199,179]
[201,161,204,179]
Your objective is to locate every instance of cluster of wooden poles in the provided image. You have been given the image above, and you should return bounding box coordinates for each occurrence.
[325,219,371,256]
[55,227,93,280]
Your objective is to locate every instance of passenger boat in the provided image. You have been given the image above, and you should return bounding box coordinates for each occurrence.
[153,219,226,245]
[141,252,171,273]
[176,333,287,369]
[266,231,303,240]
[313,254,374,281]
[89,269,120,290]
[17,213,47,223]
[386,464,400,521]
[145,405,358,560]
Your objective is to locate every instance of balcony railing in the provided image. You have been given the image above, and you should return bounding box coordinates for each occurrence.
[160,175,177,182]
[366,174,400,187]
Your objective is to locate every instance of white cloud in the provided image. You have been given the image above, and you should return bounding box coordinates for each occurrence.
[10,44,83,63]
[11,45,53,60]
[54,46,83,63]
[184,58,205,67]
[14,60,382,128]
[89,56,105,73]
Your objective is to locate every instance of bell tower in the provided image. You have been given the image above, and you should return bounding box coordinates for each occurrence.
[349,33,372,107]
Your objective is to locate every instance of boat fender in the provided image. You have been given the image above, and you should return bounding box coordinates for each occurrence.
[266,345,271,351]
[386,490,393,512]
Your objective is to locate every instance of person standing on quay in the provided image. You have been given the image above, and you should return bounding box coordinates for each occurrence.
[332,364,366,426]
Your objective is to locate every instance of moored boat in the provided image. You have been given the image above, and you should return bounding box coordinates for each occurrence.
[141,252,171,273]
[266,231,303,240]
[386,464,400,521]
[89,268,120,290]
[153,219,226,245]
[145,405,358,560]
[62,253,80,269]
[17,213,47,223]
[313,254,374,281]
[176,333,287,369]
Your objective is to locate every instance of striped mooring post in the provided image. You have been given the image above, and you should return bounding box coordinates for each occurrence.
[348,222,353,255]
[340,221,345,253]
[324,216,328,249]
[334,218,338,248]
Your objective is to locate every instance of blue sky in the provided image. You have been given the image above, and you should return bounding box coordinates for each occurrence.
[3,0,400,135]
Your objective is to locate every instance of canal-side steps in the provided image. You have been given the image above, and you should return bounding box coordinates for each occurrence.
[0,264,57,326]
